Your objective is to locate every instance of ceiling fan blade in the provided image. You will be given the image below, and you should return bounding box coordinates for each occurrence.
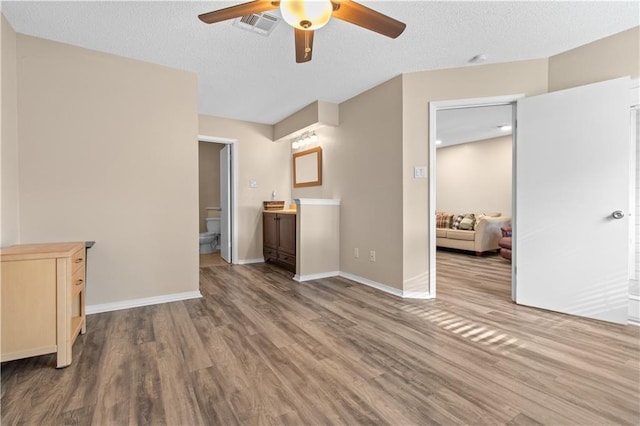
[295,29,314,63]
[331,0,406,38]
[199,0,280,24]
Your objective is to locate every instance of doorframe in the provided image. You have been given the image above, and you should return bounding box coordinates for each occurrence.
[428,94,524,299]
[198,134,239,264]
[629,80,639,281]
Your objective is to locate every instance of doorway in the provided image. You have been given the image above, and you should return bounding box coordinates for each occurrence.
[430,79,637,324]
[433,103,515,302]
[198,135,238,266]
[429,95,521,301]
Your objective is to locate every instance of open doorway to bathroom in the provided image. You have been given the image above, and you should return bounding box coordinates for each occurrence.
[198,136,237,267]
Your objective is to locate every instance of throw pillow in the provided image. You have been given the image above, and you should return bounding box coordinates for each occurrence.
[451,214,464,230]
[459,213,476,230]
[436,214,455,229]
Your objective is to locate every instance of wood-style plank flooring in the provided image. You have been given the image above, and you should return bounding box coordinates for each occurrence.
[2,250,639,425]
[200,252,228,267]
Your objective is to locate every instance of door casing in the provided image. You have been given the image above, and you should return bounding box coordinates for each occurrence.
[198,135,238,264]
[428,94,523,299]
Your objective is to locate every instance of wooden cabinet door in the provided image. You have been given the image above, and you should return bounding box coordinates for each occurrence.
[277,214,296,256]
[263,213,278,249]
[1,259,58,360]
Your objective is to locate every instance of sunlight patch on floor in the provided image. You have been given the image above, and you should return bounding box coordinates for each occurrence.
[402,306,525,355]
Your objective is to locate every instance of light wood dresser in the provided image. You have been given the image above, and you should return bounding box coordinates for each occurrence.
[1,242,87,368]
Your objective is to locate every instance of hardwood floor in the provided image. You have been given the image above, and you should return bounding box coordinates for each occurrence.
[2,251,639,425]
[200,252,228,267]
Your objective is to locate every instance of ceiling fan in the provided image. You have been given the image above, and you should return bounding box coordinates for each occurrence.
[198,0,406,63]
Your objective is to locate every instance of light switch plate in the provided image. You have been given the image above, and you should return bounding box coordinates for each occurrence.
[249,180,258,188]
[414,166,427,179]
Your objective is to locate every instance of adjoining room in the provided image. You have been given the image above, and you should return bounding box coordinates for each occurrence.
[434,104,513,302]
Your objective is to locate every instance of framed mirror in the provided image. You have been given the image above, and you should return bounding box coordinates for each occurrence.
[293,146,322,188]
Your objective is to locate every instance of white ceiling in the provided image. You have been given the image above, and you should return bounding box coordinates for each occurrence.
[2,1,638,125]
[436,104,512,148]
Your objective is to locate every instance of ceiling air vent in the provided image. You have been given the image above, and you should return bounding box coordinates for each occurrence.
[233,12,280,36]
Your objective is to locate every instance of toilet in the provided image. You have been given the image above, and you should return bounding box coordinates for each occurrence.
[199,217,221,254]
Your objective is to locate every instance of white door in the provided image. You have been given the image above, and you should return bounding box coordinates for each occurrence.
[516,77,630,324]
[220,145,231,263]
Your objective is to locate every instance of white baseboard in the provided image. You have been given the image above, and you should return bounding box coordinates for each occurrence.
[629,294,640,326]
[338,271,402,297]
[294,271,340,282]
[402,290,432,299]
[337,271,431,299]
[237,258,264,265]
[86,291,202,315]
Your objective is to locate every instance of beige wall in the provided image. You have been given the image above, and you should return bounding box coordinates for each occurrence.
[198,141,223,232]
[5,20,634,308]
[273,101,318,141]
[1,15,19,247]
[296,203,340,278]
[16,35,199,305]
[402,59,549,293]
[549,27,640,92]
[199,114,291,261]
[294,76,405,289]
[436,136,512,217]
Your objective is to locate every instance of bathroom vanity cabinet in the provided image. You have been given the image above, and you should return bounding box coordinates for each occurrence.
[263,211,296,272]
[1,242,87,368]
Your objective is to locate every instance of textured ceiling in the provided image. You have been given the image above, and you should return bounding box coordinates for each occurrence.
[2,1,638,124]
[437,104,513,147]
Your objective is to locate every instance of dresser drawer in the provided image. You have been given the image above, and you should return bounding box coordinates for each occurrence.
[71,248,85,273]
[263,247,277,261]
[72,281,85,298]
[277,252,296,268]
[71,264,85,288]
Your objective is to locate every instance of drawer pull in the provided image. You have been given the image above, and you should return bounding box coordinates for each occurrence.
[75,279,84,286]
[75,258,83,263]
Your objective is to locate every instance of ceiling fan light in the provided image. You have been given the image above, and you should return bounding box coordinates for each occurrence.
[280,0,333,30]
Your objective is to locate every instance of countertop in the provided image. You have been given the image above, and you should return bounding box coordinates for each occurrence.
[264,209,297,215]
[1,242,86,262]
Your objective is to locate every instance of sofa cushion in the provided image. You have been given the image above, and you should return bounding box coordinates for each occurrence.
[446,229,475,241]
[458,214,476,230]
[436,228,448,238]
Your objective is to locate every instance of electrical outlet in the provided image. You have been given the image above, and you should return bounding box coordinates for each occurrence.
[354,248,359,259]
[369,250,376,262]
[249,179,258,188]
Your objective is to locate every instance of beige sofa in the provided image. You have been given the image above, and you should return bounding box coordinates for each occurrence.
[436,213,511,255]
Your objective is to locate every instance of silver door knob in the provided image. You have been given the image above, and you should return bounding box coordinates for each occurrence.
[611,210,624,219]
